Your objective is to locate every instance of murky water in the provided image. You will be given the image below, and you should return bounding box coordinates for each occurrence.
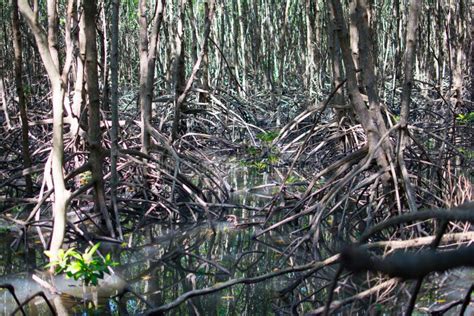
[0,166,300,315]
[0,165,472,315]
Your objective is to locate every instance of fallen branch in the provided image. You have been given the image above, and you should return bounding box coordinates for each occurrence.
[341,245,474,279]
[360,202,474,243]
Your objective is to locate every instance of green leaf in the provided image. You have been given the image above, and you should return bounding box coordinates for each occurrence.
[84,243,101,260]
[66,261,82,275]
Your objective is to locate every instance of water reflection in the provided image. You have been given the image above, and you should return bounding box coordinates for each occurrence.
[119,220,293,315]
[0,166,298,315]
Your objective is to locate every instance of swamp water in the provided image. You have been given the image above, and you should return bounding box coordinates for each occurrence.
[0,166,300,315]
[0,165,472,315]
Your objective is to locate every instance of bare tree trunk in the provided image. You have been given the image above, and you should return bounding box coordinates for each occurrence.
[83,0,115,238]
[328,0,391,178]
[139,0,151,154]
[70,0,85,141]
[199,1,211,104]
[0,76,11,129]
[237,0,247,93]
[399,0,421,128]
[139,0,165,152]
[231,0,241,94]
[304,0,314,91]
[18,0,71,262]
[278,0,290,88]
[63,0,82,141]
[110,0,123,239]
[449,0,467,106]
[349,0,362,88]
[397,0,421,215]
[470,1,474,103]
[11,0,33,196]
[171,0,187,141]
[327,7,346,121]
[100,2,110,112]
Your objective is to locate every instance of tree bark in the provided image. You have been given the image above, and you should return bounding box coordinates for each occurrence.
[139,0,165,152]
[171,0,188,141]
[11,0,33,196]
[83,0,115,238]
[328,0,391,177]
[18,0,71,262]
[110,0,123,239]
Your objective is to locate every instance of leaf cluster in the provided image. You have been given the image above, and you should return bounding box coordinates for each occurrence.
[45,243,118,286]
[456,112,474,124]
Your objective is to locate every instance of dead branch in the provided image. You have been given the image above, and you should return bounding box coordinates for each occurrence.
[340,245,474,279]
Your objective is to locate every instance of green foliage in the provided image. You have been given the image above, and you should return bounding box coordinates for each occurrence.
[256,131,279,143]
[425,138,435,150]
[285,175,300,184]
[458,147,474,160]
[456,112,474,124]
[240,130,281,171]
[246,146,261,157]
[45,243,118,286]
[267,153,279,164]
[79,171,92,185]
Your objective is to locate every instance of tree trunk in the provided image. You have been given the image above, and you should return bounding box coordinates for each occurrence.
[139,0,166,152]
[199,1,211,104]
[110,0,123,239]
[328,0,391,178]
[18,0,71,262]
[83,0,115,238]
[171,0,188,141]
[304,0,314,91]
[237,0,247,93]
[327,7,346,121]
[11,0,33,196]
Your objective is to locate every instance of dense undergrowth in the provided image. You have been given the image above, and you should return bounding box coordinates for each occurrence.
[1,76,473,314]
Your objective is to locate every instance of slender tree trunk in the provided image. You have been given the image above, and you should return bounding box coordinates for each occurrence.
[0,76,11,129]
[399,0,421,129]
[450,0,466,106]
[304,0,314,91]
[327,6,346,121]
[349,0,362,88]
[237,0,247,93]
[231,0,241,94]
[171,0,187,141]
[199,1,210,104]
[139,0,152,154]
[18,0,71,262]
[100,3,110,112]
[278,0,290,88]
[110,0,123,239]
[70,0,85,141]
[11,0,33,196]
[470,1,474,103]
[139,0,165,152]
[83,0,115,238]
